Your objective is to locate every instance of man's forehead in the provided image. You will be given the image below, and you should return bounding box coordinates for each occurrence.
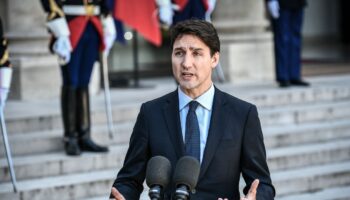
[173,34,207,50]
[174,34,201,43]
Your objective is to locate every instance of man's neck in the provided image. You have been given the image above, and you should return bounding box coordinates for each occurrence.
[180,82,213,99]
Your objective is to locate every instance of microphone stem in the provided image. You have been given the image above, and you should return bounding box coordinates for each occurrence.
[149,185,162,200]
[174,185,190,200]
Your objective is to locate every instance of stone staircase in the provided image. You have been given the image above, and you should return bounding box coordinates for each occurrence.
[1,75,350,200]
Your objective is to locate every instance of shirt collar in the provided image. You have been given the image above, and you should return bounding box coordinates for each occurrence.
[178,84,215,111]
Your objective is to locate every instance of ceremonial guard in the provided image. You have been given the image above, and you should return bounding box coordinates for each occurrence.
[40,0,116,156]
[1,17,18,192]
[0,17,12,108]
[267,0,309,87]
[156,0,216,27]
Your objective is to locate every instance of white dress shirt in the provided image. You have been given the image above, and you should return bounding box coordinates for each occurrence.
[178,84,215,163]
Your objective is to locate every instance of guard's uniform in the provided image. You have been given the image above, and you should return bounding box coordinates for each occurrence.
[0,17,12,108]
[41,0,108,86]
[268,0,308,85]
[41,0,110,155]
[173,0,209,24]
[0,18,10,68]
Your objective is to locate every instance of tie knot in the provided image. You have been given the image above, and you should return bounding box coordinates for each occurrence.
[188,101,199,112]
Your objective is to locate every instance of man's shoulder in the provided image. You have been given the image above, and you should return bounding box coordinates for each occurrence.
[142,90,177,107]
[216,88,256,110]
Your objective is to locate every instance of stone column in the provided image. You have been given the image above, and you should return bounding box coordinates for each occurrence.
[3,0,100,100]
[212,0,275,84]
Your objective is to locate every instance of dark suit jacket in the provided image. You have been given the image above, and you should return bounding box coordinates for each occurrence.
[112,87,275,200]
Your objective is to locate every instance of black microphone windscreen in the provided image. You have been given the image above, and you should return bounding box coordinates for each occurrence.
[146,156,172,188]
[173,156,200,191]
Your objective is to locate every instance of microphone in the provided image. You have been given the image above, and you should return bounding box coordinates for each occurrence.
[173,156,200,200]
[146,156,172,200]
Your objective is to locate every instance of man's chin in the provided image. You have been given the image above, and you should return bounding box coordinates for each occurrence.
[179,82,196,90]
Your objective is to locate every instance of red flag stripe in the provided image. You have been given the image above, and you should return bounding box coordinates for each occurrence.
[114,0,162,46]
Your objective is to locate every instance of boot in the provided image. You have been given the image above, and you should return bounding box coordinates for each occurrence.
[61,86,81,156]
[76,87,109,152]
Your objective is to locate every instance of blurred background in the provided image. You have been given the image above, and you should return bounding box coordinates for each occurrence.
[0,0,349,98]
[0,0,350,199]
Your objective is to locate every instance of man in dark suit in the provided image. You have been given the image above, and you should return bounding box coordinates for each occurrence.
[110,19,275,200]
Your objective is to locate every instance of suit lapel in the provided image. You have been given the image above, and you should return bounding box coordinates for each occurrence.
[199,88,228,180]
[163,90,185,159]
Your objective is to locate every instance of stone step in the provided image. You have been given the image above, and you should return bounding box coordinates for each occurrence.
[263,118,350,148]
[237,75,350,109]
[0,121,134,157]
[0,144,128,182]
[272,161,350,196]
[2,134,350,182]
[267,139,350,171]
[276,185,350,200]
[220,77,350,108]
[0,169,116,200]
[4,101,141,134]
[1,161,350,200]
[4,75,350,134]
[2,113,350,157]
[4,95,350,139]
[259,100,350,126]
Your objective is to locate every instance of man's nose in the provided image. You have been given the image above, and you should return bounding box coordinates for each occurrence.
[182,53,193,69]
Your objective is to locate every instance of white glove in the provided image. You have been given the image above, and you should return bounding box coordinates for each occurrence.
[53,36,72,64]
[46,17,70,38]
[156,0,174,27]
[46,17,72,64]
[267,0,280,19]
[205,0,217,21]
[0,67,12,107]
[102,15,116,56]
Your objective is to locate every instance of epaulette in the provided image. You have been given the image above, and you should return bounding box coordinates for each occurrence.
[0,39,9,66]
[48,0,65,20]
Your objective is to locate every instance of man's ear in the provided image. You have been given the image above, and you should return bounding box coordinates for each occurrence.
[211,52,220,68]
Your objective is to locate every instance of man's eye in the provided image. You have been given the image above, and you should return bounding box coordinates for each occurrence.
[193,51,201,56]
[175,51,184,56]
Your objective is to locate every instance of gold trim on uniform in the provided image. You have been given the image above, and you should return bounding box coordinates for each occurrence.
[0,50,9,65]
[83,0,95,17]
[48,0,65,20]
[84,5,95,17]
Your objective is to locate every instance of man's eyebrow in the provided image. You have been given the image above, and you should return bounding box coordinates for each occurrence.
[173,47,204,51]
[190,47,204,51]
[173,47,185,51]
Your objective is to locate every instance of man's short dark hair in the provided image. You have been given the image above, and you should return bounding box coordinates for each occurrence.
[170,19,220,56]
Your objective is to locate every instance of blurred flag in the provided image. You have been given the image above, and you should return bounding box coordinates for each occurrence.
[114,0,161,46]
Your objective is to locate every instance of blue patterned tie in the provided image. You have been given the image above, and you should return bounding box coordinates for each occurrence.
[185,101,200,162]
